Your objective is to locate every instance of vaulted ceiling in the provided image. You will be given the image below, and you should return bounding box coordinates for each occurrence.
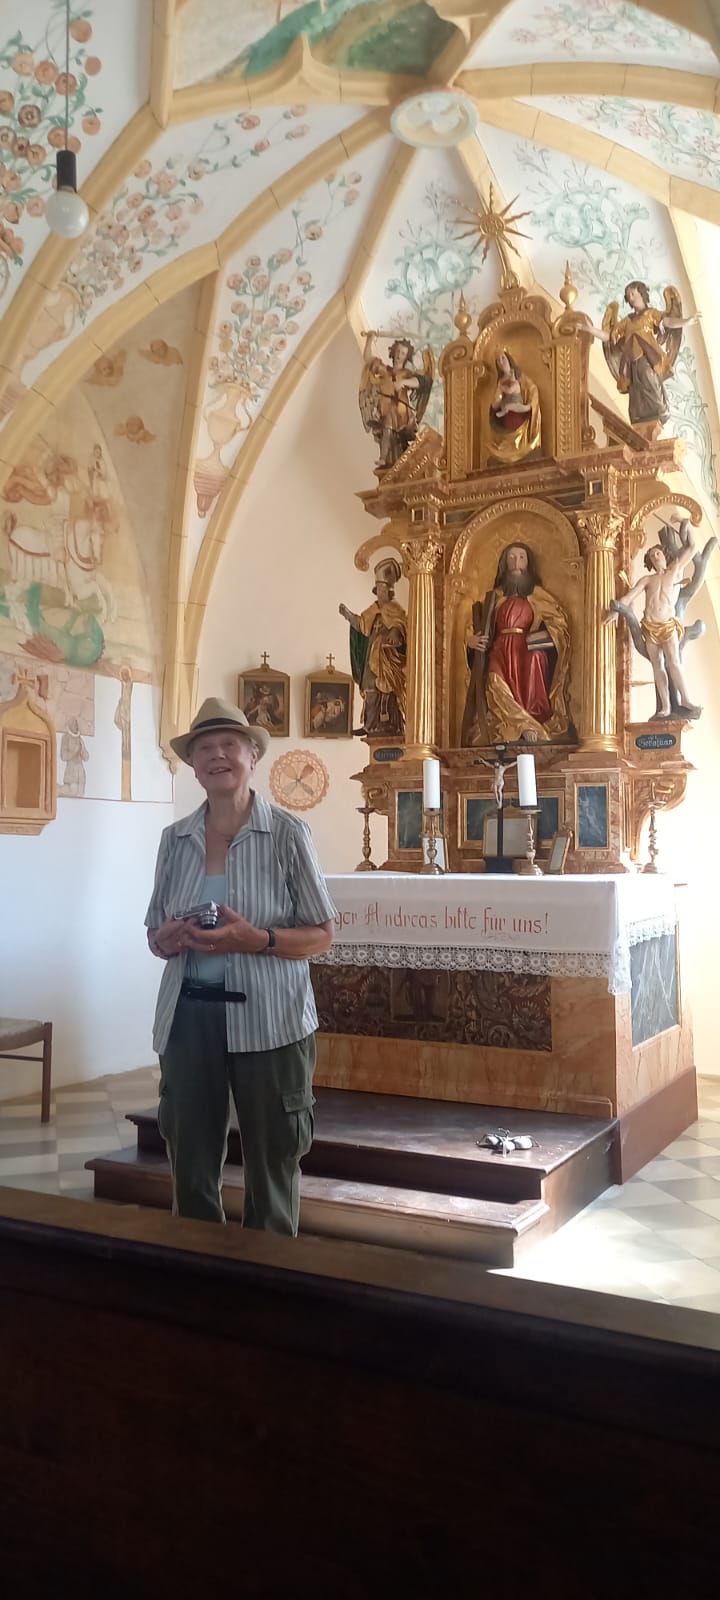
[2,0,719,736]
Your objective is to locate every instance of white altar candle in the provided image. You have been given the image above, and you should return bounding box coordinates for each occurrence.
[517,752,537,808]
[423,757,441,810]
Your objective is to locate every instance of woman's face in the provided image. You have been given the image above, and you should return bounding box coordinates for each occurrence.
[190,729,256,795]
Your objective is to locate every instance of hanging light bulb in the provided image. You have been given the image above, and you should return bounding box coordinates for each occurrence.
[45,1,89,240]
[45,148,89,238]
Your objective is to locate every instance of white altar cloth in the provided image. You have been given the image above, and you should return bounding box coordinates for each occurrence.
[318,873,677,995]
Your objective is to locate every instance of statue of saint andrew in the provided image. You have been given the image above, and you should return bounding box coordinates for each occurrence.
[461,542,572,746]
[339,558,407,737]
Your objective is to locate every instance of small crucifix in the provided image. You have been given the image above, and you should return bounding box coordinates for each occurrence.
[326,653,335,672]
[260,652,270,668]
[13,666,37,693]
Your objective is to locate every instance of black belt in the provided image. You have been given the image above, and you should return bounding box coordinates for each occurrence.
[180,980,247,1004]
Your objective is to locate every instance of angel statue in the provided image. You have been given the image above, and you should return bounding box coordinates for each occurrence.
[359,331,434,470]
[588,281,700,427]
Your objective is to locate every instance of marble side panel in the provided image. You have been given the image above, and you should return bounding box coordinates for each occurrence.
[614,987,695,1119]
[631,933,679,1046]
[550,977,619,1109]
[315,1033,614,1116]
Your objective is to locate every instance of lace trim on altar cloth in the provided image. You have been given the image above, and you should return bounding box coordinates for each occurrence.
[625,912,678,947]
[314,914,678,998]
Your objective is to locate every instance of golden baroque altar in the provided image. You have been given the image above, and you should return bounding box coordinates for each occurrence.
[351,275,698,873]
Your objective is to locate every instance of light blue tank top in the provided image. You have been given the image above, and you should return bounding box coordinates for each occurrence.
[187,874,226,985]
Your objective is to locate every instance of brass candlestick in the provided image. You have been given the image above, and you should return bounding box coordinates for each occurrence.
[643,803,660,874]
[355,802,377,872]
[421,806,447,875]
[515,808,543,876]
[642,781,673,874]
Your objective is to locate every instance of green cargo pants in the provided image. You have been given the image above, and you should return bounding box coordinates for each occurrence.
[158,996,316,1234]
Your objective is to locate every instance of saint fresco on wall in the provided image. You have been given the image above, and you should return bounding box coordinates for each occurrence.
[0,393,157,675]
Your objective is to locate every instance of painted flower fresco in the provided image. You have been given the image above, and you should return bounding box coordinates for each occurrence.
[383,182,484,431]
[504,0,717,66]
[516,143,718,503]
[20,105,314,373]
[194,167,365,516]
[551,98,720,191]
[0,3,104,301]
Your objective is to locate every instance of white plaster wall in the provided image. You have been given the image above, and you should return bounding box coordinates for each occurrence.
[635,578,720,1077]
[190,319,393,872]
[0,798,172,1101]
[0,680,174,1102]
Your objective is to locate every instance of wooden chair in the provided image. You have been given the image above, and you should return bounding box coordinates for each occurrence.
[0,1019,53,1123]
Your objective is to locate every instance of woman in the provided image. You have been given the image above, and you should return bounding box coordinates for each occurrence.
[145,696,336,1233]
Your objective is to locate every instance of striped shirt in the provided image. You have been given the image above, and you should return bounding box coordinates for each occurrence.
[145,794,337,1055]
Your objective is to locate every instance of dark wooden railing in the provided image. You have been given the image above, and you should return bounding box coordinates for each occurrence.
[0,1189,718,1597]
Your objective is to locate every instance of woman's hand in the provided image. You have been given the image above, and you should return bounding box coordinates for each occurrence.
[182,903,267,955]
[468,631,490,651]
[148,918,191,959]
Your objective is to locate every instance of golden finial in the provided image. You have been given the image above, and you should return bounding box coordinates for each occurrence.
[559,261,578,311]
[454,291,472,336]
[452,183,531,290]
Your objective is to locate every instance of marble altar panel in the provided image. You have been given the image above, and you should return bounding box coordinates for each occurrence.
[576,784,610,850]
[631,933,679,1047]
[396,791,423,851]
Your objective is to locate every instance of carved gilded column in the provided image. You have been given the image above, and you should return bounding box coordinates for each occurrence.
[400,535,444,758]
[576,512,623,752]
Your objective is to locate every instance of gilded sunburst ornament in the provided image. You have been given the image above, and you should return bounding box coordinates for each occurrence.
[452,185,531,289]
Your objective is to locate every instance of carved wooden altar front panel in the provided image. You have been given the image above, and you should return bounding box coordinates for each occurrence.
[312,964,552,1052]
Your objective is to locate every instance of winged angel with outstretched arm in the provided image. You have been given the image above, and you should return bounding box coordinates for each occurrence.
[587,281,699,427]
[358,332,434,469]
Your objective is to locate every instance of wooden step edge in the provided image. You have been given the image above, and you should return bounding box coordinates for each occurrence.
[88,1157,550,1266]
[86,1151,548,1234]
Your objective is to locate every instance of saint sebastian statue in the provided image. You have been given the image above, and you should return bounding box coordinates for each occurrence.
[461,542,572,746]
[339,558,407,737]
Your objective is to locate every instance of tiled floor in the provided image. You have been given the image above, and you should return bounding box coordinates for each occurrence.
[2,1068,720,1314]
[0,1064,159,1200]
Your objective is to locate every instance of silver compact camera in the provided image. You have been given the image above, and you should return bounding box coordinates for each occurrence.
[173,901,220,929]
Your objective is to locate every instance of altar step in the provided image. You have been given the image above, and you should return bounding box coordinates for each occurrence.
[87,1146,551,1264]
[86,1088,618,1267]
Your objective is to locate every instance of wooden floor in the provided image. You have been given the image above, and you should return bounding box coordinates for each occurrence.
[87,1088,618,1266]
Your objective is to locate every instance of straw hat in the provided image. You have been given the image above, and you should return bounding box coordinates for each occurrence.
[170,696,270,765]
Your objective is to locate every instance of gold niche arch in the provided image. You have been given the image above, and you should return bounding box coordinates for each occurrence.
[446,498,583,749]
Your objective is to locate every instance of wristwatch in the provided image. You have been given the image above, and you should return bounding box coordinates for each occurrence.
[264,928,276,951]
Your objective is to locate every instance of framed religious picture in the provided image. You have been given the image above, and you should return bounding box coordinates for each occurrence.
[304,662,354,739]
[238,658,289,738]
[482,814,528,859]
[546,829,572,874]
